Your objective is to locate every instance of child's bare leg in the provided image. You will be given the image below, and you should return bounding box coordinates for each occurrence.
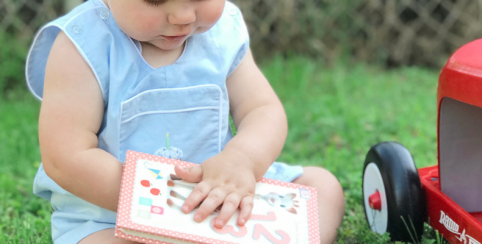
[292,166,345,244]
[79,228,140,244]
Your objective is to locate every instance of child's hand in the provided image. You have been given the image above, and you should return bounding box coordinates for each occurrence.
[174,149,256,228]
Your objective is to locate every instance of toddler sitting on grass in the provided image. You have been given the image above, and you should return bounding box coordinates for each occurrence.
[26,0,345,243]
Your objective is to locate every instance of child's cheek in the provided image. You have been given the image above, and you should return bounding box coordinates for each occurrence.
[138,14,162,33]
[201,3,225,25]
[121,17,162,41]
[131,12,160,32]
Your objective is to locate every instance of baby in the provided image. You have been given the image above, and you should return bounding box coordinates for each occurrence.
[26,0,345,243]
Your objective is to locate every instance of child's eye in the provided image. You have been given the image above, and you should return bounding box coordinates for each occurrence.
[143,0,166,6]
[143,0,205,6]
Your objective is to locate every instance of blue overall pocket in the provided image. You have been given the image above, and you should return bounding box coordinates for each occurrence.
[119,85,223,164]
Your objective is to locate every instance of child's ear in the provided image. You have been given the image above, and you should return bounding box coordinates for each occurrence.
[287,207,297,214]
[286,193,296,199]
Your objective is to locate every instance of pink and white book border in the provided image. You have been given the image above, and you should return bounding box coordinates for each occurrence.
[115,150,320,244]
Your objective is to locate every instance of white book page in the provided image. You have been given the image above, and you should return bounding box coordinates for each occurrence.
[127,159,313,244]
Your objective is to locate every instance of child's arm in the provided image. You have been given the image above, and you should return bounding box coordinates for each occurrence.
[39,31,123,212]
[175,49,287,228]
[225,49,288,179]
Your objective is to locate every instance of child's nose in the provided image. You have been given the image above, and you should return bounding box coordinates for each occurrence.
[168,7,196,26]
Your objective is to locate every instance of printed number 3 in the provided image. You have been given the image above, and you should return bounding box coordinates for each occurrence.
[211,218,247,237]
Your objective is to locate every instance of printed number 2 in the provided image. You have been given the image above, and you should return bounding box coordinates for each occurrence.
[250,211,277,221]
[211,211,291,243]
[253,224,290,244]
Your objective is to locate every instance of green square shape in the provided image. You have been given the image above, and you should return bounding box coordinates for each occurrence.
[137,209,151,219]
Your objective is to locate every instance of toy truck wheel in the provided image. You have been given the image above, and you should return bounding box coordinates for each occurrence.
[362,142,425,242]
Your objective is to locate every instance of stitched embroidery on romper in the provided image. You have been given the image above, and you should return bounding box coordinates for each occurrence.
[154,133,183,160]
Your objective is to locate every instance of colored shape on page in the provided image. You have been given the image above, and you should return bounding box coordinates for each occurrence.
[148,168,163,180]
[299,188,311,199]
[150,188,161,196]
[140,180,150,187]
[139,197,153,206]
[137,209,151,219]
[151,206,164,215]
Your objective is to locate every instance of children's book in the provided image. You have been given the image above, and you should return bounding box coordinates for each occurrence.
[115,150,320,244]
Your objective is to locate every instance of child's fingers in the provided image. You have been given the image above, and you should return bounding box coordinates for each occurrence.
[181,182,212,214]
[237,195,254,226]
[213,193,241,228]
[174,165,203,183]
[193,188,228,223]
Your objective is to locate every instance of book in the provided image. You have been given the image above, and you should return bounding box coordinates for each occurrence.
[115,150,320,244]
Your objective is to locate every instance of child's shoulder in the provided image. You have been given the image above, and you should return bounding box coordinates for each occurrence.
[207,2,249,75]
[214,2,248,35]
[46,0,105,29]
[26,1,113,102]
[34,0,120,51]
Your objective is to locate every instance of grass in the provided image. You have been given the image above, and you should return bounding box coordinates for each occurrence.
[0,57,443,243]
[0,92,51,243]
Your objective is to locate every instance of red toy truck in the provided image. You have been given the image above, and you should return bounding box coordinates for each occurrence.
[363,39,482,243]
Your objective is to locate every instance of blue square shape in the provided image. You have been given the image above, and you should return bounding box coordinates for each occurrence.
[139,197,153,206]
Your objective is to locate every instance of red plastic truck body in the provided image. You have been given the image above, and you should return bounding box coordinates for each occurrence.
[421,39,482,244]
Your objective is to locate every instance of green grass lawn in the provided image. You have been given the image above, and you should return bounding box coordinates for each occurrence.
[0,57,443,243]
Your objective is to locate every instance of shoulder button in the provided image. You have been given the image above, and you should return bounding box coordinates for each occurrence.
[100,9,110,20]
[228,7,237,16]
[72,25,83,35]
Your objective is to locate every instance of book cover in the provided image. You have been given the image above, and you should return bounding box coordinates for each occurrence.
[115,150,320,244]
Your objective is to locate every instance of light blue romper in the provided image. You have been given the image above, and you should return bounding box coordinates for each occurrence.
[26,0,304,243]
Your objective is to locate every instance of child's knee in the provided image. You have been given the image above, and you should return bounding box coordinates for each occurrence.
[295,167,345,210]
[298,167,342,191]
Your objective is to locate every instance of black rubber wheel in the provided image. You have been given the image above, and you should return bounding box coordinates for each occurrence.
[362,142,426,242]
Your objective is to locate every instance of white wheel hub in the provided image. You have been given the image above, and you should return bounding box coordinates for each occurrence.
[363,163,388,234]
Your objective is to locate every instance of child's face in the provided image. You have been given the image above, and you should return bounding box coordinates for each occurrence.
[103,0,225,51]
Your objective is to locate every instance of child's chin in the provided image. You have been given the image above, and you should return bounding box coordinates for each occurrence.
[155,40,186,51]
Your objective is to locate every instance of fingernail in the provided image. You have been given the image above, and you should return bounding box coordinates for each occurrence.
[240,219,245,225]
[182,206,189,213]
[194,214,202,222]
[216,219,224,227]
